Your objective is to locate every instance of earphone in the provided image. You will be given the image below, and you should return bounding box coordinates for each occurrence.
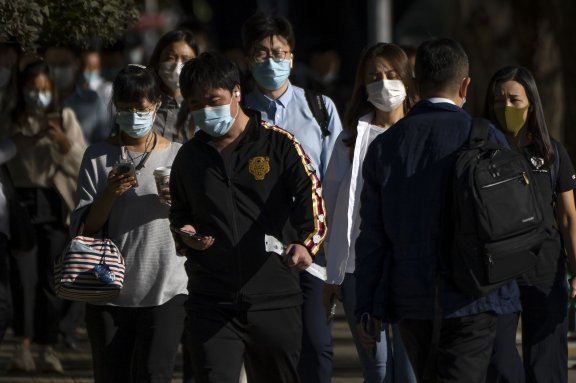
[234,91,240,97]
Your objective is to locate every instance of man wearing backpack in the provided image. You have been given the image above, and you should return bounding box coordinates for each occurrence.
[242,13,342,383]
[354,38,522,383]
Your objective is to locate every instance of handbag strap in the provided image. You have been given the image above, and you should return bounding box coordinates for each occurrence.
[75,205,110,239]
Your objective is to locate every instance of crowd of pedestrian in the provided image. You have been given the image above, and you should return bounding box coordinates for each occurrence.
[0,10,574,383]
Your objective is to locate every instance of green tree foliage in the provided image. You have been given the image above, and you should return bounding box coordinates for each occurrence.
[0,0,48,50]
[0,0,139,51]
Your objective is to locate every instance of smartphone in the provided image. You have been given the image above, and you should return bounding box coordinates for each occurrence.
[170,226,206,241]
[46,112,61,125]
[113,162,138,187]
[179,229,206,241]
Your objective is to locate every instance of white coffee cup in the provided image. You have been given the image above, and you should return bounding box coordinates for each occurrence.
[153,166,171,204]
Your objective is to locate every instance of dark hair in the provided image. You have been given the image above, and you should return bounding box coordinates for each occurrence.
[112,65,161,105]
[241,13,295,54]
[13,60,60,120]
[483,66,555,167]
[180,52,240,99]
[147,29,199,73]
[415,38,469,97]
[343,43,418,159]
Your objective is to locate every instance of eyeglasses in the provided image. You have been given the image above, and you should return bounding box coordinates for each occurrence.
[116,106,156,117]
[252,48,291,63]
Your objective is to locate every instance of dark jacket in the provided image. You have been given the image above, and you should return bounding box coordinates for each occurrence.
[355,100,521,322]
[170,116,327,310]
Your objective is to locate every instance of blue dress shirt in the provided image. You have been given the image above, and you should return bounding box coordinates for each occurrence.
[245,82,343,181]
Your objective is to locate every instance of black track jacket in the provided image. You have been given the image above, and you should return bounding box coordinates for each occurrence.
[169,116,327,310]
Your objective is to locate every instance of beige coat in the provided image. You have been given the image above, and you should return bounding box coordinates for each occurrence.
[8,107,87,224]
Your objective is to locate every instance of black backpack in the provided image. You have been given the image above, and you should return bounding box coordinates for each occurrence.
[447,118,547,297]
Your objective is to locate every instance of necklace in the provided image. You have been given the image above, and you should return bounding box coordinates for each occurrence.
[119,132,157,174]
[126,133,153,162]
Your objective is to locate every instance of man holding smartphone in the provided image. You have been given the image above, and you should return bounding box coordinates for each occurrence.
[169,52,327,383]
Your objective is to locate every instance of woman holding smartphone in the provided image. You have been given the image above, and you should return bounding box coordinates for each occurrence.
[71,64,188,382]
[322,43,417,383]
[5,60,86,373]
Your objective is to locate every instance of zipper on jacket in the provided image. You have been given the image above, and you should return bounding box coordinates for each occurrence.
[206,143,243,304]
[480,172,529,189]
[222,153,243,303]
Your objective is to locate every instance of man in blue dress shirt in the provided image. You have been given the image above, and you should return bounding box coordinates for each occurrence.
[355,38,521,383]
[242,13,343,383]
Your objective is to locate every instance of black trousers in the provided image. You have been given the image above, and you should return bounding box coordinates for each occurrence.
[0,233,11,342]
[486,312,524,383]
[185,304,302,383]
[399,312,497,383]
[86,294,187,383]
[10,222,67,344]
[488,278,568,383]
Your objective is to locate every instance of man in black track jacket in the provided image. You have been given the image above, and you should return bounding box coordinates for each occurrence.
[170,52,327,383]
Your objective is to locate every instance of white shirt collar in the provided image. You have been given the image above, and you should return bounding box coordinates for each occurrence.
[427,97,456,105]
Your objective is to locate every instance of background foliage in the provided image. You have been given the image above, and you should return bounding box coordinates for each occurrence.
[0,0,139,51]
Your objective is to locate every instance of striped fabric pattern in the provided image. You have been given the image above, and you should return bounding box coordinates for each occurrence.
[54,236,125,303]
[261,121,328,255]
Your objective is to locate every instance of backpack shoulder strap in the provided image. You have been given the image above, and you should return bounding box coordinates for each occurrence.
[468,118,491,148]
[304,88,330,137]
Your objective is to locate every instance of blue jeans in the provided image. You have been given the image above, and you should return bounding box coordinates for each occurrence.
[341,273,416,383]
[298,270,333,383]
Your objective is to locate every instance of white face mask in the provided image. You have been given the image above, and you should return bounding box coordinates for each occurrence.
[158,61,184,93]
[83,70,103,91]
[366,79,407,112]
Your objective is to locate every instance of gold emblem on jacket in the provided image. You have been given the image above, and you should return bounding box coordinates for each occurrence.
[249,156,270,181]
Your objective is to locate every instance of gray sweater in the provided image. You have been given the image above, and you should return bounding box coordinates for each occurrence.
[71,140,188,307]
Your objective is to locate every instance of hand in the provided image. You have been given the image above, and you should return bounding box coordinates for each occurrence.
[283,243,312,270]
[45,121,71,153]
[159,186,171,205]
[570,276,576,299]
[45,119,65,141]
[10,133,40,151]
[357,313,381,361]
[179,224,214,251]
[104,170,136,198]
[323,284,342,320]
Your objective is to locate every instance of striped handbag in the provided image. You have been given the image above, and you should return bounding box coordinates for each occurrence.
[54,236,125,303]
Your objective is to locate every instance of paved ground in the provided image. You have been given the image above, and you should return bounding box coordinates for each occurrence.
[0,307,362,383]
[1,306,576,382]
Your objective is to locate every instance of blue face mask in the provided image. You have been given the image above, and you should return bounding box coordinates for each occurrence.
[251,59,291,91]
[25,90,52,110]
[116,110,156,138]
[192,97,239,137]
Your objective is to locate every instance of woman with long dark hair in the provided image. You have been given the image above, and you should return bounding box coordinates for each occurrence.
[147,29,198,143]
[322,43,417,383]
[5,59,86,373]
[484,66,576,382]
